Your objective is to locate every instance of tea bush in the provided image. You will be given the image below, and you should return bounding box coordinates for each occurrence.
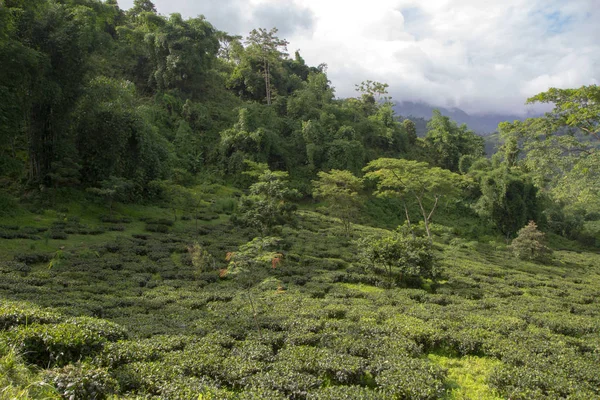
[373,355,447,399]
[6,323,106,367]
[45,362,118,399]
[0,301,61,330]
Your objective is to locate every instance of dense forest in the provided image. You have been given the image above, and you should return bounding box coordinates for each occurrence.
[1,0,599,399]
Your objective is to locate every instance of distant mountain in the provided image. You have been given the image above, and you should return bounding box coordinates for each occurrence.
[393,101,536,136]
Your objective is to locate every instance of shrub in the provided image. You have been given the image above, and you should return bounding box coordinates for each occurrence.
[45,362,118,399]
[0,301,61,330]
[6,317,125,367]
[357,233,441,283]
[7,323,106,367]
[233,163,299,235]
[374,355,447,399]
[509,221,553,262]
[248,369,323,398]
[307,386,388,399]
[99,335,192,368]
[13,253,51,265]
[145,223,170,233]
[64,317,128,342]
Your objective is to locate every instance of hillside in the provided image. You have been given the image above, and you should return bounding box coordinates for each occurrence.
[1,1,600,399]
[1,190,600,399]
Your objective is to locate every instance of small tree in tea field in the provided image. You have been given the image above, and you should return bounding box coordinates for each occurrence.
[312,169,363,236]
[234,161,299,235]
[357,231,440,285]
[509,221,553,262]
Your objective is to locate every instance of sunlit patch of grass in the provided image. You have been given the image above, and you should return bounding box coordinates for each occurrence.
[428,354,503,400]
[341,283,384,294]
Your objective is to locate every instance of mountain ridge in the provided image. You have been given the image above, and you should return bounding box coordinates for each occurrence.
[393,100,540,135]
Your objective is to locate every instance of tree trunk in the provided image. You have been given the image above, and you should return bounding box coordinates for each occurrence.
[416,193,439,244]
[247,292,262,339]
[403,201,415,239]
[263,58,271,105]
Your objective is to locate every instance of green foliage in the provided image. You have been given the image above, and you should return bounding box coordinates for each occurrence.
[1,2,600,399]
[74,77,170,189]
[364,158,466,241]
[6,319,123,367]
[188,242,216,274]
[244,28,289,105]
[226,236,284,277]
[425,109,485,172]
[44,362,118,400]
[0,203,599,398]
[357,232,440,282]
[0,301,61,330]
[234,162,299,234]
[355,80,390,104]
[500,85,600,219]
[403,119,418,145]
[312,170,362,235]
[475,168,540,238]
[374,355,447,399]
[509,221,553,262]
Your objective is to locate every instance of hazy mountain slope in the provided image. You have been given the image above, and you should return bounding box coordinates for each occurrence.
[393,101,538,135]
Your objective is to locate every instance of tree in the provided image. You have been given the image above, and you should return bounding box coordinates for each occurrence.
[72,77,169,189]
[364,158,465,242]
[234,161,299,235]
[403,119,417,145]
[245,28,289,105]
[2,0,103,184]
[219,106,280,175]
[475,168,540,240]
[425,110,484,172]
[226,236,285,338]
[527,86,600,142]
[188,242,216,275]
[509,221,552,262]
[143,14,219,95]
[312,170,363,236]
[357,232,439,284]
[127,0,157,19]
[86,176,134,217]
[500,85,600,216]
[355,80,390,103]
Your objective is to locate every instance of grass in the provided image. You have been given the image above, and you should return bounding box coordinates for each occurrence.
[0,341,58,399]
[429,354,502,400]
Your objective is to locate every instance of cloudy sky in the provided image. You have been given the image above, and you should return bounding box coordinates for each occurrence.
[118,0,599,115]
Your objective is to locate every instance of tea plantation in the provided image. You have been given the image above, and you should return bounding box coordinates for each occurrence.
[1,189,599,399]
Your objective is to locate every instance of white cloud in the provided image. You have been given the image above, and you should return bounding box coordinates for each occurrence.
[117,0,599,115]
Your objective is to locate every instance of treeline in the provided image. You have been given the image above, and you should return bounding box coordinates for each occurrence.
[1,0,598,242]
[0,0,482,192]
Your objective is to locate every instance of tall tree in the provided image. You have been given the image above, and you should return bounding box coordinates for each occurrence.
[245,28,289,105]
[475,168,540,240]
[144,14,219,95]
[2,0,104,184]
[403,119,417,145]
[425,110,484,172]
[312,169,363,235]
[500,85,600,215]
[364,158,465,242]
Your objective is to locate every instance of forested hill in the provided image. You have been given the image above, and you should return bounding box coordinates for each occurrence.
[0,0,493,196]
[1,1,600,399]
